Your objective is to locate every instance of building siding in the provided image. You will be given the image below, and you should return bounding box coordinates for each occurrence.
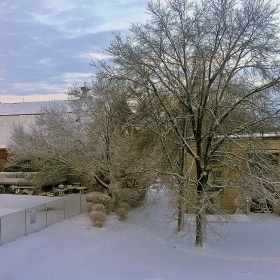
[186,135,280,214]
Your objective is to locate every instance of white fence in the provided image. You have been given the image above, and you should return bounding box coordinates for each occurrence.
[0,193,87,245]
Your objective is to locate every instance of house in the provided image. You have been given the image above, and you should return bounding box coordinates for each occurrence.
[186,134,280,214]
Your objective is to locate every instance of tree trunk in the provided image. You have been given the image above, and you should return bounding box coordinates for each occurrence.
[195,167,207,247]
[177,116,187,230]
[177,184,185,231]
[195,200,206,247]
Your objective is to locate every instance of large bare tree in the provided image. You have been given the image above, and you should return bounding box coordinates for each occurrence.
[94,0,280,246]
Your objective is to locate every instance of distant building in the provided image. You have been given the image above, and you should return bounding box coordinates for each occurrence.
[0,101,69,185]
[0,102,47,169]
[186,134,280,214]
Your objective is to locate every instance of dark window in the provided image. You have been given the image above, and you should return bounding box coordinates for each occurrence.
[212,170,222,185]
[208,170,223,191]
[209,152,223,166]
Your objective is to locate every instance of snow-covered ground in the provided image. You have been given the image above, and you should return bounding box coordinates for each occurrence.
[1,189,280,280]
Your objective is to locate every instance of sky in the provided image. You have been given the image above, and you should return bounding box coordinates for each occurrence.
[1,0,280,104]
[1,189,280,279]
[0,0,150,103]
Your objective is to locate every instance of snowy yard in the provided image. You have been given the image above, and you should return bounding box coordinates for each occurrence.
[1,190,280,280]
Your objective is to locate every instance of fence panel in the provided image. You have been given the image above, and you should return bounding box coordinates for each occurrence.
[65,194,80,219]
[81,193,87,213]
[1,211,25,244]
[26,204,47,235]
[46,199,64,227]
[0,192,89,245]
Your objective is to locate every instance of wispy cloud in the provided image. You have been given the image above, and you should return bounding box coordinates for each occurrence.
[62,72,93,83]
[10,82,66,93]
[0,93,68,103]
[75,51,110,62]
[0,0,149,102]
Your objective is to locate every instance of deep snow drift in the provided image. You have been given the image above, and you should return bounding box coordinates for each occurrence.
[1,189,280,280]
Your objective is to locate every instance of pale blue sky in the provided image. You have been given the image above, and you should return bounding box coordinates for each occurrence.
[0,0,150,102]
[1,0,280,103]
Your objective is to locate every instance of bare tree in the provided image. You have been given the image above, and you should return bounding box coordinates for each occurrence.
[94,0,280,246]
[68,77,158,198]
[7,79,157,207]
[6,101,82,186]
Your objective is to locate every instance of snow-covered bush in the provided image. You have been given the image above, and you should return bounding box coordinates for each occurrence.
[89,211,107,227]
[113,188,145,208]
[117,202,130,221]
[86,192,113,213]
[91,203,106,214]
[86,202,93,213]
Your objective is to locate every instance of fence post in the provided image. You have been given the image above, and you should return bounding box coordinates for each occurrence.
[0,217,2,246]
[45,203,48,227]
[25,210,27,236]
[63,198,66,220]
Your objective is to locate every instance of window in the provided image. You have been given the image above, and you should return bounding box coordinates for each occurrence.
[208,170,223,191]
[211,170,222,185]
[209,152,223,166]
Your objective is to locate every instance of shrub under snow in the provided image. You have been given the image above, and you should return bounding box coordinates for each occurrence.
[91,203,106,214]
[89,211,107,227]
[86,192,113,214]
[86,202,93,213]
[117,202,130,221]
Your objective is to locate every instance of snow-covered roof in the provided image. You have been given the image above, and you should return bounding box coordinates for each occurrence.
[228,133,280,139]
[0,115,36,149]
[0,100,68,116]
[0,101,70,149]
